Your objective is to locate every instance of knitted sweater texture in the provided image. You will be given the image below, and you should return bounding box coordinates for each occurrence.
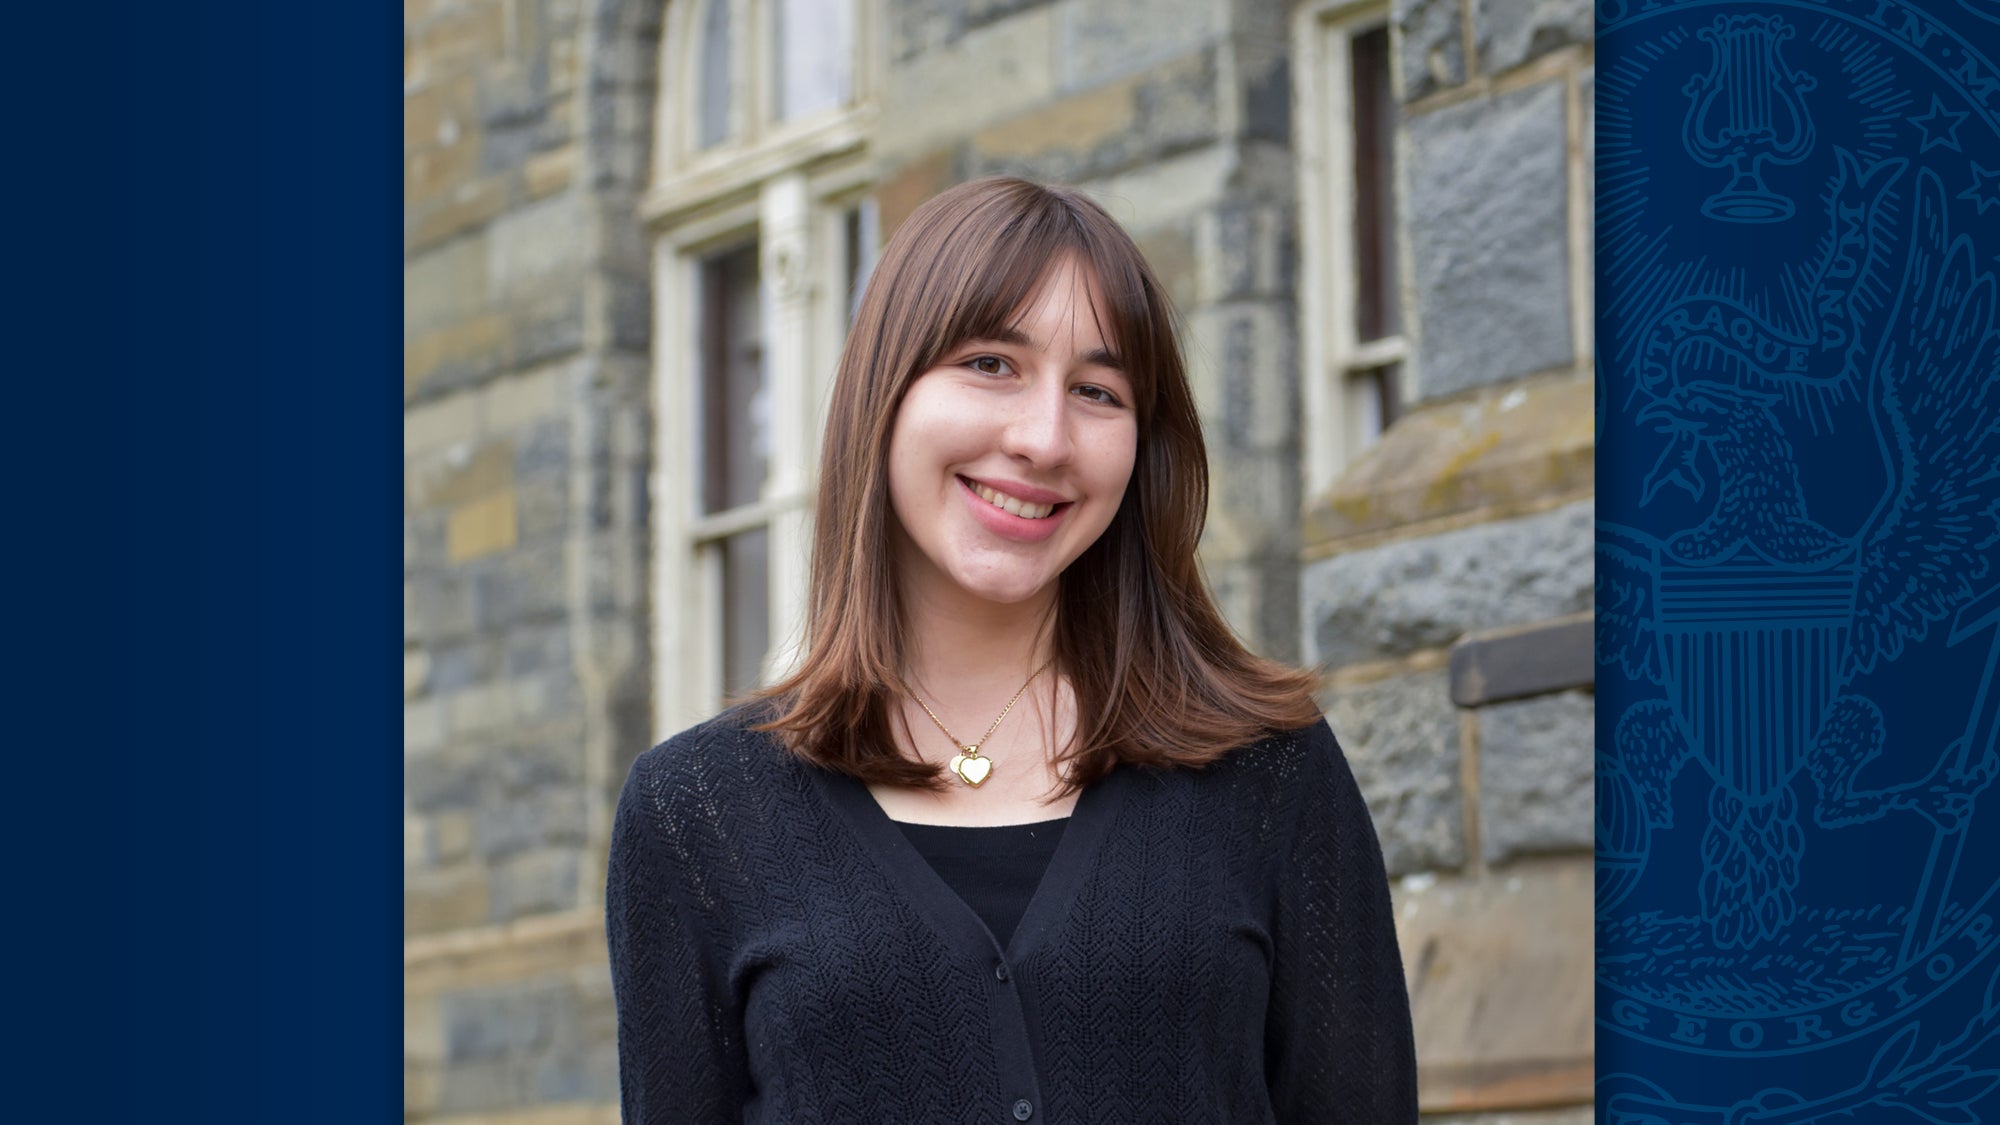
[607,707,1417,1123]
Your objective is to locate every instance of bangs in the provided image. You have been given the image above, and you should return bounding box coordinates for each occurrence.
[909,188,1168,421]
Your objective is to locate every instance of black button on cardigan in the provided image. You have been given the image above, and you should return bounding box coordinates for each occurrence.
[606,705,1418,1123]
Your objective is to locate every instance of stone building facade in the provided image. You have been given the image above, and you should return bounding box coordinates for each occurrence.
[404,0,1594,1120]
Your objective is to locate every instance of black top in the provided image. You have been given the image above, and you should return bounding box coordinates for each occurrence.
[894,817,1069,948]
[607,705,1417,1123]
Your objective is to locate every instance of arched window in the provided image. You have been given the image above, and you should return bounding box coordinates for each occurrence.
[647,0,876,733]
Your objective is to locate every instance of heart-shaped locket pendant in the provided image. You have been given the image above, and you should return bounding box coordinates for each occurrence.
[949,747,994,787]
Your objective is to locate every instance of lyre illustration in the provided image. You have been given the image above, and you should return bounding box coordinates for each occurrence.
[1682,14,1817,222]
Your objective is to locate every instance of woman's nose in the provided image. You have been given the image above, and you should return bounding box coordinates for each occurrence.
[999,379,1073,466]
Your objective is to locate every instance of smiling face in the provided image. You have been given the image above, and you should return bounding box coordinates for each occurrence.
[885,256,1139,614]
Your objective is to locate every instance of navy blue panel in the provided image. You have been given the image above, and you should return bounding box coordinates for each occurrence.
[1597,0,2000,1117]
[20,3,402,1120]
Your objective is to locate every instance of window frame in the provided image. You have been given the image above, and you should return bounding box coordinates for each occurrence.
[646,1,879,736]
[1293,0,1413,499]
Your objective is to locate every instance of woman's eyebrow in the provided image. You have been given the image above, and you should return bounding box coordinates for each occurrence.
[967,328,1125,370]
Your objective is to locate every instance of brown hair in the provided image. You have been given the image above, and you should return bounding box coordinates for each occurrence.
[753,177,1319,792]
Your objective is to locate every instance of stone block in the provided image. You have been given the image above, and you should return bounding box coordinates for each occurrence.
[476,60,543,130]
[1405,80,1572,400]
[405,648,431,698]
[471,541,567,628]
[406,815,430,872]
[1474,0,1592,77]
[514,473,570,543]
[888,0,1057,61]
[405,130,482,207]
[1319,669,1465,875]
[448,488,519,563]
[1304,372,1594,545]
[406,175,508,253]
[406,391,481,459]
[1397,0,1467,101]
[507,289,588,372]
[490,848,582,921]
[435,1058,529,1115]
[405,312,510,399]
[1477,689,1594,863]
[406,508,449,573]
[500,620,572,672]
[407,570,477,645]
[414,0,508,81]
[405,234,491,338]
[512,668,584,724]
[406,697,447,755]
[433,811,475,863]
[1303,500,1594,668]
[447,679,513,735]
[443,979,561,1061]
[879,6,1058,158]
[405,863,492,935]
[1393,860,1593,1113]
[484,362,570,434]
[427,640,490,694]
[474,789,589,860]
[486,730,588,795]
[1055,0,1220,92]
[409,437,516,511]
[488,193,589,303]
[524,144,577,199]
[405,71,478,156]
[965,49,1218,185]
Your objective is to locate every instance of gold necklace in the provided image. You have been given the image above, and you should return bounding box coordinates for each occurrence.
[909,659,1053,788]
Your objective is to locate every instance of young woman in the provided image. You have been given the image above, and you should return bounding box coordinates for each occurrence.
[608,178,1417,1122]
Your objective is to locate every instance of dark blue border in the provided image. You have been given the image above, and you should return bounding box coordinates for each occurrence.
[16,4,400,1118]
[1598,0,2000,1116]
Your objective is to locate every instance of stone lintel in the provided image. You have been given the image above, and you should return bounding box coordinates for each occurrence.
[1449,612,1593,707]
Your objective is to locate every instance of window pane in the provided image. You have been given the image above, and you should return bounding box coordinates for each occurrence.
[843,200,878,323]
[1344,362,1401,454]
[699,243,767,513]
[699,0,732,147]
[720,526,771,696]
[1350,25,1400,341]
[774,0,853,121]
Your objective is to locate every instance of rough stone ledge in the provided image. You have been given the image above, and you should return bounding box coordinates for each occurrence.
[1304,372,1593,550]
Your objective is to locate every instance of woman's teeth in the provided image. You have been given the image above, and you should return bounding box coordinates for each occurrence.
[971,482,1056,520]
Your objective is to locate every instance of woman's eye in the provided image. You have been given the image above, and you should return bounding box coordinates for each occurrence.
[967,355,1011,376]
[1073,384,1125,407]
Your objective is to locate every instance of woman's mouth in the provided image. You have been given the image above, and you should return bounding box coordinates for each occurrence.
[964,478,1061,520]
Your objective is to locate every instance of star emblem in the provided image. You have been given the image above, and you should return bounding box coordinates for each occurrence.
[1960,162,2000,215]
[1910,96,1968,154]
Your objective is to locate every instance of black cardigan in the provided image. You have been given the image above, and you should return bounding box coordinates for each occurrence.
[606,706,1417,1124]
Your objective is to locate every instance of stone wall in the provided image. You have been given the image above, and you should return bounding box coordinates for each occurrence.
[1303,0,1595,1115]
[405,0,657,1119]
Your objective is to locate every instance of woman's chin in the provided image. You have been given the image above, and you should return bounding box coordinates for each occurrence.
[946,569,1059,609]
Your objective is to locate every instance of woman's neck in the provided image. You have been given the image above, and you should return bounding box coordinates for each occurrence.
[898,580,1057,708]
